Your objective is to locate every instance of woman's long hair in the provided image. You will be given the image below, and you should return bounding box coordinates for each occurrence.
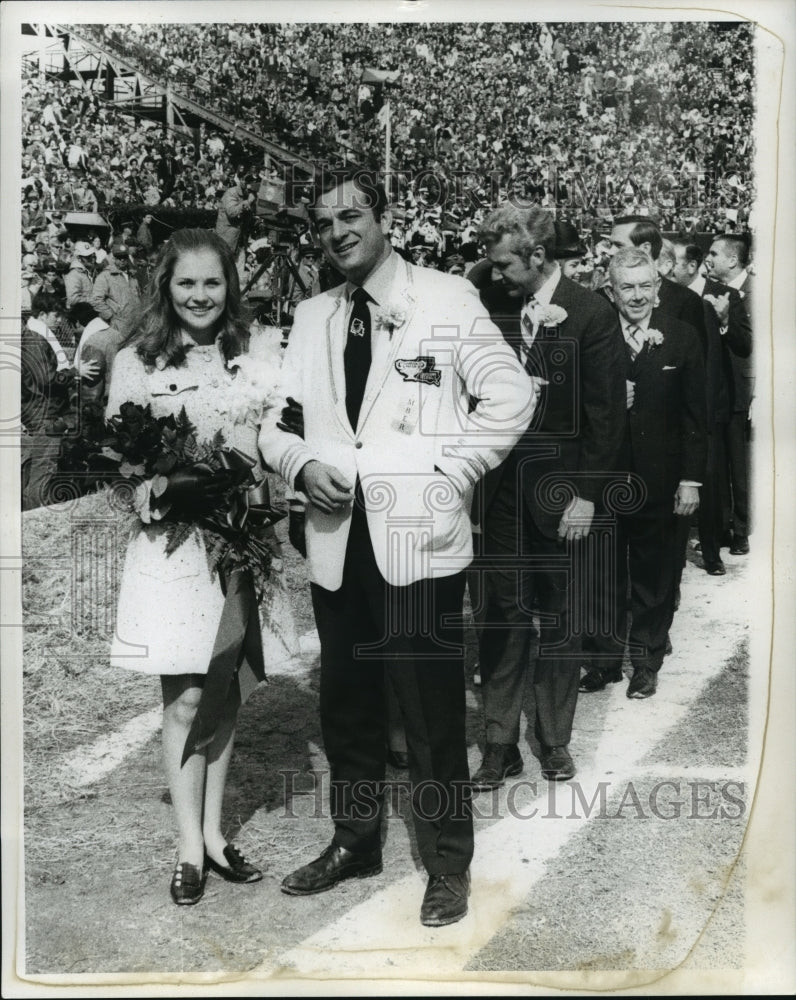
[127,228,250,368]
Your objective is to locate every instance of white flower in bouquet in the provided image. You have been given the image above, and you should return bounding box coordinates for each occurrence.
[226,325,284,424]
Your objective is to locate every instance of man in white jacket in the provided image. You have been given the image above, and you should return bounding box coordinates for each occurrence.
[259,168,536,927]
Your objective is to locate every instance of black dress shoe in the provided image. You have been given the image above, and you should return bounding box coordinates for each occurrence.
[627,667,658,699]
[170,861,206,906]
[729,537,749,555]
[705,559,726,576]
[205,844,263,884]
[469,742,523,790]
[281,843,382,896]
[386,747,410,770]
[420,870,470,926]
[579,667,623,693]
[540,745,575,781]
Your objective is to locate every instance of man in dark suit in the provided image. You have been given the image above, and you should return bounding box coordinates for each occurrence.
[21,292,99,510]
[471,204,627,786]
[609,216,707,356]
[671,239,752,572]
[578,247,707,698]
[704,235,754,555]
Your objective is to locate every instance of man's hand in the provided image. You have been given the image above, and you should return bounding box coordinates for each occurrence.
[673,483,700,517]
[296,460,353,514]
[626,379,635,410]
[76,357,101,381]
[277,396,304,438]
[557,496,595,541]
[704,291,730,327]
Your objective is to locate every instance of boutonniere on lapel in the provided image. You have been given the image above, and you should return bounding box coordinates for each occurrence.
[644,328,664,350]
[374,305,407,340]
[538,304,568,332]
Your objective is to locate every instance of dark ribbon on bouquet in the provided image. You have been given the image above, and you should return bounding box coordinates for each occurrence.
[181,451,287,767]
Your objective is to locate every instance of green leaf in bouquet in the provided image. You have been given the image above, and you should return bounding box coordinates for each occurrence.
[164,519,195,557]
[175,406,196,436]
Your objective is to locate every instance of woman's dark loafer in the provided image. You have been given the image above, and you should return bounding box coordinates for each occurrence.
[170,861,206,905]
[205,844,263,884]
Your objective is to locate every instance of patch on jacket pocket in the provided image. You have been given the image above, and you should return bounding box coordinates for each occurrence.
[395,356,441,387]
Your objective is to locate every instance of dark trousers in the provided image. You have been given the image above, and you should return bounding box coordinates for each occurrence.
[477,475,582,750]
[21,432,62,511]
[591,508,690,674]
[725,411,751,540]
[311,501,472,876]
[698,426,730,564]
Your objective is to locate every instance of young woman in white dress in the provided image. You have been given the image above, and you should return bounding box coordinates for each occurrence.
[107,228,293,905]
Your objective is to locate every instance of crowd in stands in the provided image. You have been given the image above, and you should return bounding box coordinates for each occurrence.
[20,20,756,509]
[22,20,754,309]
[79,20,754,235]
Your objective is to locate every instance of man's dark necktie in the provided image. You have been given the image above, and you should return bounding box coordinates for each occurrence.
[344,286,372,430]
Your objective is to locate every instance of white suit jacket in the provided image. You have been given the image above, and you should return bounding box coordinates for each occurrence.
[259,256,536,589]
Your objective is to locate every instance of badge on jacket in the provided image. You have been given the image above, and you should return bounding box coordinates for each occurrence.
[395,356,441,387]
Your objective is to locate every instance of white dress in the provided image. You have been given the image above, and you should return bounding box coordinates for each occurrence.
[107,329,298,675]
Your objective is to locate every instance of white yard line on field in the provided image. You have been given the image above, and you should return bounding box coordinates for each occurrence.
[268,556,755,981]
[67,705,163,789]
[63,633,322,789]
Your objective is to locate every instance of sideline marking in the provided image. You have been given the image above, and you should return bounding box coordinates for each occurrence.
[62,631,322,788]
[270,558,753,980]
[67,705,162,788]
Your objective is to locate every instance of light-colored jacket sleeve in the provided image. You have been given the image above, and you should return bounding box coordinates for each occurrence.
[258,301,316,490]
[221,185,245,222]
[64,266,91,308]
[91,272,114,322]
[433,283,538,494]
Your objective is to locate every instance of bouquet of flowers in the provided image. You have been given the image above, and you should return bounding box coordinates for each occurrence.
[57,401,285,603]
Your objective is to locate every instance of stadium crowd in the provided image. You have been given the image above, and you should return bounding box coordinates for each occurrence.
[20,18,756,519]
[79,20,754,232]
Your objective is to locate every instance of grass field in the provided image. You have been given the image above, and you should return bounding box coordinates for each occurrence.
[20,480,315,812]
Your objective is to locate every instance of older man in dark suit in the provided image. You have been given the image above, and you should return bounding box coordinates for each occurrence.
[470,204,627,786]
[609,215,707,356]
[579,247,707,699]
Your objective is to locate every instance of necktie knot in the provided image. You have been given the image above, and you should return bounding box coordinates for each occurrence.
[625,323,643,361]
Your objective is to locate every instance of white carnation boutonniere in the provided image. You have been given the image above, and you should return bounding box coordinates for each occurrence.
[643,328,664,349]
[538,304,568,330]
[225,326,284,424]
[374,304,407,339]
